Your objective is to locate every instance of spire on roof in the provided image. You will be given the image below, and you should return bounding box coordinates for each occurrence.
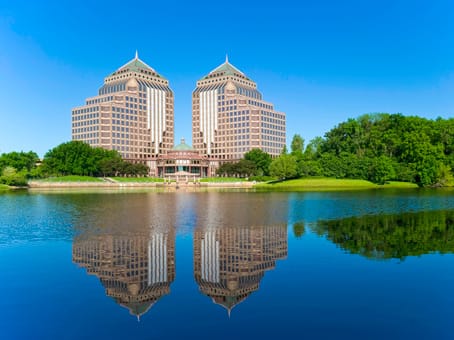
[199,56,250,81]
[108,52,167,80]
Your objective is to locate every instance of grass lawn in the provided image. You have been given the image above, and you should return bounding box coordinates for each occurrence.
[200,177,247,183]
[255,177,418,190]
[381,181,419,188]
[0,184,11,191]
[111,177,164,182]
[444,178,454,187]
[38,176,104,182]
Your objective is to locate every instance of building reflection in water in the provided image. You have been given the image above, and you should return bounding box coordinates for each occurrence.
[194,226,287,315]
[72,192,290,318]
[73,229,175,320]
[72,194,176,320]
[193,193,289,315]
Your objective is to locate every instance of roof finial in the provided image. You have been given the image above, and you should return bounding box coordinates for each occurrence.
[225,53,229,63]
[135,50,138,59]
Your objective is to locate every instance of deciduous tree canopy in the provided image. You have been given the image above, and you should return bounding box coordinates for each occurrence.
[302,114,454,186]
[41,141,149,177]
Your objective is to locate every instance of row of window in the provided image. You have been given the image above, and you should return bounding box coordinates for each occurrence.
[261,123,285,132]
[262,134,285,142]
[112,112,137,119]
[236,86,262,100]
[74,133,99,139]
[112,126,130,132]
[86,96,113,105]
[99,83,126,95]
[226,116,250,123]
[218,99,237,105]
[72,126,99,133]
[125,96,138,103]
[73,107,99,115]
[262,141,283,148]
[112,133,130,139]
[262,127,285,136]
[261,110,284,120]
[73,113,100,121]
[73,120,99,127]
[112,119,133,126]
[225,110,249,117]
[113,107,138,114]
[221,123,250,129]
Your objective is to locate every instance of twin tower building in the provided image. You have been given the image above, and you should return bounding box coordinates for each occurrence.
[71,52,286,176]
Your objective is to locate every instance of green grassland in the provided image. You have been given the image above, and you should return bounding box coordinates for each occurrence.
[0,184,11,191]
[37,176,104,182]
[383,181,419,188]
[199,177,247,183]
[111,177,164,182]
[255,177,418,191]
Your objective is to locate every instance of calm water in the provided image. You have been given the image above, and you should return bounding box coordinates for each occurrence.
[1,189,454,339]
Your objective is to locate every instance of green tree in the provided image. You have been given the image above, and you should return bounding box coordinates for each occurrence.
[304,136,324,160]
[269,154,297,180]
[290,134,305,156]
[281,145,288,155]
[133,163,149,177]
[244,149,272,176]
[0,166,27,186]
[42,141,123,177]
[298,160,322,177]
[311,113,454,186]
[216,162,236,177]
[0,151,39,172]
[369,156,396,184]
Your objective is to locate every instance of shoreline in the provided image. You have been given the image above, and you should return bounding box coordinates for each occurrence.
[27,180,255,189]
[9,177,449,192]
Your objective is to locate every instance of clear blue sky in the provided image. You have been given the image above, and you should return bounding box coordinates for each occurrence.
[1,0,453,157]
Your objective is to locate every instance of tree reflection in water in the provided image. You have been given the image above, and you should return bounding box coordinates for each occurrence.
[313,210,454,260]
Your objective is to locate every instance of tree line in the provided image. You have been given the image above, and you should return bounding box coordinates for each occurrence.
[299,113,454,186]
[0,141,149,185]
[218,113,454,187]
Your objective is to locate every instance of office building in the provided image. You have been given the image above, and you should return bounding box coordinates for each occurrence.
[71,52,174,173]
[192,56,286,161]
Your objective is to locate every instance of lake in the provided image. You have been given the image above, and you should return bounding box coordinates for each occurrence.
[1,189,453,339]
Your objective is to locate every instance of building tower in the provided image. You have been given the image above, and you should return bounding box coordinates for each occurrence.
[71,52,174,173]
[192,56,286,162]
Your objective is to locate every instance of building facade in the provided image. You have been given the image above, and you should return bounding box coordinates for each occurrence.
[72,54,286,176]
[71,52,174,174]
[156,138,215,179]
[192,57,286,162]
